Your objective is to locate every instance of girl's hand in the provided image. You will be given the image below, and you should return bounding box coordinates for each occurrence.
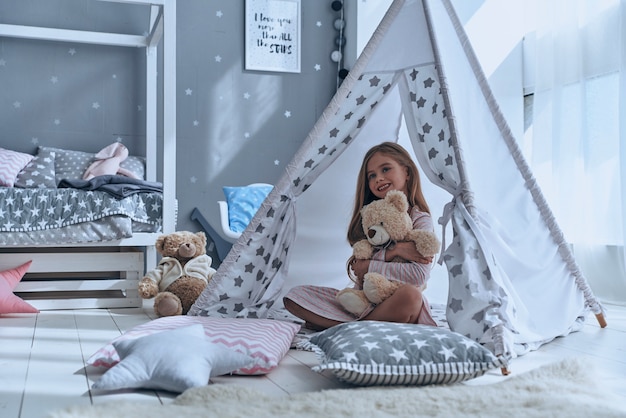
[387,241,434,264]
[351,259,370,283]
[416,253,434,264]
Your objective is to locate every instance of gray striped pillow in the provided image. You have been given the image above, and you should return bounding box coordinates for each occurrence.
[299,321,507,386]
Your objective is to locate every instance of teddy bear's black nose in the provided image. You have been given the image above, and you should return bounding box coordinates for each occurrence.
[368,229,376,239]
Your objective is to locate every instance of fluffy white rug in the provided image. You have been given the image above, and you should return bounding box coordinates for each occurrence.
[50,358,625,418]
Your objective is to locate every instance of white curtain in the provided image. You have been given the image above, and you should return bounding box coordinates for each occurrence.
[525,0,626,304]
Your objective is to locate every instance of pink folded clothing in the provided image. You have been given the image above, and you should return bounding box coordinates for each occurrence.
[83,142,140,180]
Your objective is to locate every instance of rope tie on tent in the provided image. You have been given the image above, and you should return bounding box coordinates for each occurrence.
[436,197,457,265]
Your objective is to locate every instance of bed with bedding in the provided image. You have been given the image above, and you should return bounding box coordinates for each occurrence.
[0,144,170,310]
[0,187,162,246]
[0,0,177,310]
[0,146,163,247]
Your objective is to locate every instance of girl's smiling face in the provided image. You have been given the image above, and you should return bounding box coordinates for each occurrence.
[366,151,409,200]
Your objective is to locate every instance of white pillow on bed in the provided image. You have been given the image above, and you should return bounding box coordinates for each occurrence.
[0,148,34,187]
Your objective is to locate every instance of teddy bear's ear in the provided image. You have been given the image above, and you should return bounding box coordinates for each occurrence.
[195,231,207,245]
[385,190,409,213]
[155,235,167,252]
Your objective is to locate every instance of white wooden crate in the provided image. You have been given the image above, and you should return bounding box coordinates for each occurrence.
[1,248,144,310]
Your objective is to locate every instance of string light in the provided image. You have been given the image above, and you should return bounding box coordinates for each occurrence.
[330,0,348,89]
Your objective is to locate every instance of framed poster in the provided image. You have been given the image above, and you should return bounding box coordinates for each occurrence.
[245,0,301,73]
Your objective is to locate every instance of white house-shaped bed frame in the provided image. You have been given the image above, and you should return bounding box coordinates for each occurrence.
[0,0,176,310]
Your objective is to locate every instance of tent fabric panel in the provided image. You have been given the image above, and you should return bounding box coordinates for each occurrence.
[424,0,598,344]
[190,72,401,318]
[362,0,435,74]
[190,0,603,360]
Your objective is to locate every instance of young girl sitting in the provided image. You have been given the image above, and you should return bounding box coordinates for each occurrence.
[283,142,437,330]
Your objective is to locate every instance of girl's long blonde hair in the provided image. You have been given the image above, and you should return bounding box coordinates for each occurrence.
[346,142,430,246]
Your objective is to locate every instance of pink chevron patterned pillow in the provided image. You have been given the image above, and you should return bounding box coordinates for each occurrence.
[87,316,300,375]
[0,148,34,187]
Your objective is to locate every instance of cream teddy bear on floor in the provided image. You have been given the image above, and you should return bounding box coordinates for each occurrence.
[138,231,216,317]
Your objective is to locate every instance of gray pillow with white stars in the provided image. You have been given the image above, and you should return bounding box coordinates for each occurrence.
[298,320,507,386]
[14,147,57,188]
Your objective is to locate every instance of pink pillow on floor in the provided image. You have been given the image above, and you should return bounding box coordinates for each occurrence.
[87,316,300,375]
[0,260,39,314]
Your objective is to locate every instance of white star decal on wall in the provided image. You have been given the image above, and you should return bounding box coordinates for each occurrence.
[190,176,197,183]
[68,48,76,55]
[193,120,199,126]
[92,102,100,109]
[216,10,223,18]
[50,76,58,83]
[244,132,250,138]
[54,119,61,125]
[243,92,251,99]
[316,21,322,27]
[185,88,192,95]
[112,74,117,79]
[274,160,280,165]
[284,110,291,118]
[13,101,21,108]
[314,64,321,71]
[215,55,222,62]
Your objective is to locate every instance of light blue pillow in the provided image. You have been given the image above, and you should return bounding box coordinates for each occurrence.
[223,184,273,233]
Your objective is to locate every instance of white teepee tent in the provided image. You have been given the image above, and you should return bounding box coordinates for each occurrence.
[190,0,605,359]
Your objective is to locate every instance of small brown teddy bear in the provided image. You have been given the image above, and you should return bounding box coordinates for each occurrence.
[138,231,216,317]
[336,190,440,316]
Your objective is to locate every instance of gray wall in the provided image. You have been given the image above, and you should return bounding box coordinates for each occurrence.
[0,0,342,261]
[0,0,149,155]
